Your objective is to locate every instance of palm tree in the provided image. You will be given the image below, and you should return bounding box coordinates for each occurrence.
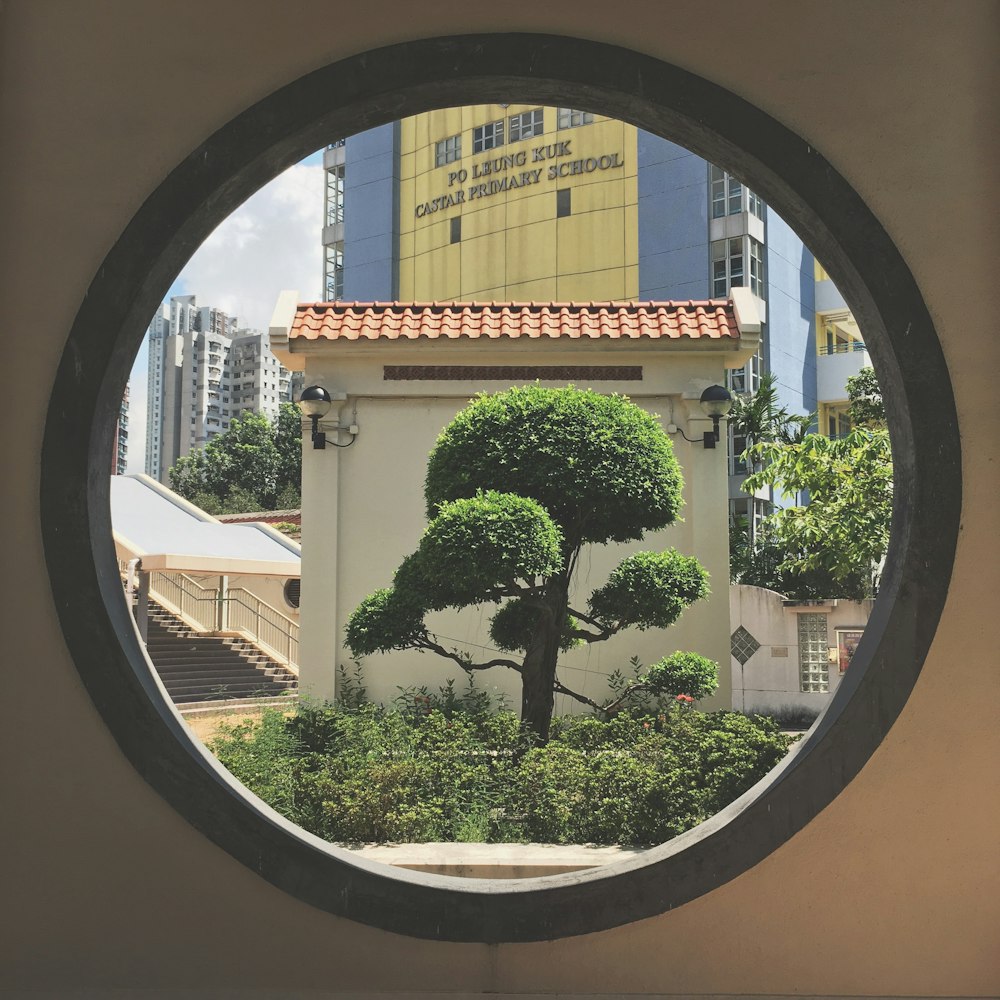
[727,372,814,544]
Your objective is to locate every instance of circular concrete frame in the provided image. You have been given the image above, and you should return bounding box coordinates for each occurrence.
[41,34,960,942]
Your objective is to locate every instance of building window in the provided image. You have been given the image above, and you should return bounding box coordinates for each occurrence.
[727,175,743,216]
[556,188,571,218]
[712,237,744,296]
[821,402,853,439]
[325,162,344,226]
[798,613,830,693]
[728,424,748,476]
[729,497,769,538]
[711,164,764,220]
[508,108,543,142]
[449,216,461,244]
[472,119,504,153]
[727,351,762,395]
[710,165,729,219]
[749,237,765,296]
[557,108,594,129]
[435,134,461,167]
[325,242,344,300]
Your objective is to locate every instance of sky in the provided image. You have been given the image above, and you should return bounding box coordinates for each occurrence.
[126,151,325,472]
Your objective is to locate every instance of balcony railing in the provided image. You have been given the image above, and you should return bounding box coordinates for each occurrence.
[818,341,867,356]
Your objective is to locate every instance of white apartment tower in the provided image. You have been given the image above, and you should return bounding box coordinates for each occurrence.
[144,295,293,483]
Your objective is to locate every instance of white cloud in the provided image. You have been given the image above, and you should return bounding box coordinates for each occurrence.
[176,163,324,329]
[124,162,325,473]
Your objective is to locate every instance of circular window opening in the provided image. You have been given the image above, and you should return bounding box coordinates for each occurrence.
[41,34,960,943]
[283,578,301,610]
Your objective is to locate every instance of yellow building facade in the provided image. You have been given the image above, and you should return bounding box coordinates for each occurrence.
[397,105,639,301]
[813,262,870,437]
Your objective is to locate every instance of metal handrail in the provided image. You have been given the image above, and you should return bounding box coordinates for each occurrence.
[227,587,299,670]
[152,572,219,632]
[148,572,299,671]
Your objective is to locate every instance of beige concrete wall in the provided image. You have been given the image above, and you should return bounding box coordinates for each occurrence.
[1,1,997,995]
[296,344,743,712]
[729,585,874,715]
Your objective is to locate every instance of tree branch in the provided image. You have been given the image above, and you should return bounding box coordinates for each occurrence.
[599,680,655,716]
[553,677,606,712]
[566,606,618,641]
[555,675,658,717]
[417,635,523,674]
[567,627,612,644]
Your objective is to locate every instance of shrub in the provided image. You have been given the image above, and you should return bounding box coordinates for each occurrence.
[754,704,821,730]
[209,700,793,847]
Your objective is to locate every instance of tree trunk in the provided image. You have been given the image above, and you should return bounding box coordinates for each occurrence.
[518,585,568,743]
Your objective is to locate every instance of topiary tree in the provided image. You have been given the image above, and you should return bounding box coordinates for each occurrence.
[345,385,712,742]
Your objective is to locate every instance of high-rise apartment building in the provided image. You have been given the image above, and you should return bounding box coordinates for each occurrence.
[144,295,294,483]
[322,106,869,526]
[112,383,129,475]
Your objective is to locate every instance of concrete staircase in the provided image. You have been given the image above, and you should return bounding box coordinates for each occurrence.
[145,601,298,707]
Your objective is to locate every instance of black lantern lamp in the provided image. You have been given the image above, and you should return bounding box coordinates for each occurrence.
[699,384,733,449]
[298,385,333,449]
[673,384,734,449]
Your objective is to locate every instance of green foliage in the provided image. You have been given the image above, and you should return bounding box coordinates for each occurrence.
[208,709,303,814]
[489,599,580,654]
[846,366,885,428]
[210,701,793,847]
[728,372,814,458]
[347,491,565,654]
[412,490,564,607]
[744,428,892,594]
[168,403,302,513]
[728,367,888,599]
[393,674,510,720]
[587,551,709,630]
[344,588,426,656]
[273,401,306,494]
[336,662,368,710]
[603,653,718,717]
[424,385,684,547]
[729,515,870,600]
[643,652,719,700]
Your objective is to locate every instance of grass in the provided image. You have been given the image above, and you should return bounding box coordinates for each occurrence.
[185,705,293,744]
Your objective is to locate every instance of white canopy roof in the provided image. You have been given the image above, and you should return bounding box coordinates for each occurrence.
[111,475,300,577]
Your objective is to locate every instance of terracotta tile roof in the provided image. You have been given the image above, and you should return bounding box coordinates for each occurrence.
[287,301,740,343]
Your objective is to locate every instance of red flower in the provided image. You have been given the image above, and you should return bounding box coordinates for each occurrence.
[675,694,694,704]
